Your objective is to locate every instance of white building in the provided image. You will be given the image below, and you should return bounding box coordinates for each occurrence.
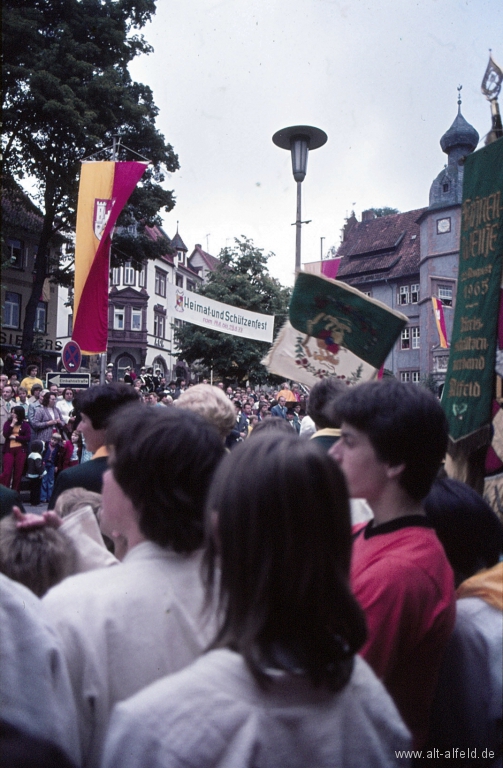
[57,227,218,381]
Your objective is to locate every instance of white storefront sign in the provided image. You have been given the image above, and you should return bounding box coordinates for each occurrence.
[167,283,274,342]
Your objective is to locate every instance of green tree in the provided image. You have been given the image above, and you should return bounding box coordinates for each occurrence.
[174,237,291,384]
[370,207,400,217]
[2,0,178,353]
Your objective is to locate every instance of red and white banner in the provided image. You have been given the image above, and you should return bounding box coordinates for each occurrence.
[72,161,147,354]
[432,297,449,348]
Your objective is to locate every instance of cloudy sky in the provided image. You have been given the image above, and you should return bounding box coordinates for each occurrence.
[129,0,502,286]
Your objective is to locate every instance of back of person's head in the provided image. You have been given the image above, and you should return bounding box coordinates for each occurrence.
[175,384,235,440]
[205,432,367,690]
[334,379,448,501]
[307,378,348,430]
[30,440,44,454]
[54,488,103,519]
[0,517,77,597]
[75,383,140,430]
[424,478,503,585]
[248,416,294,437]
[106,405,225,553]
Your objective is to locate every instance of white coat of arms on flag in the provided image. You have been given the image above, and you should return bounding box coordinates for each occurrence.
[93,198,112,240]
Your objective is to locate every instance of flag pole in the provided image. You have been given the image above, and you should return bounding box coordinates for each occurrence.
[99,137,118,384]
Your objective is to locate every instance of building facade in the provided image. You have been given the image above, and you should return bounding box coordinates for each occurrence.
[1,184,64,371]
[57,227,218,381]
[332,106,479,389]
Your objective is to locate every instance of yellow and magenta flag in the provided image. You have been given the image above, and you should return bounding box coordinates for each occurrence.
[432,297,449,349]
[72,161,147,354]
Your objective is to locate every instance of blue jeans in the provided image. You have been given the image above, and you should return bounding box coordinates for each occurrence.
[40,464,55,502]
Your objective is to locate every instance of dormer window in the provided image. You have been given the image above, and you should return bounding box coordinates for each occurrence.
[442,183,449,192]
[177,250,185,265]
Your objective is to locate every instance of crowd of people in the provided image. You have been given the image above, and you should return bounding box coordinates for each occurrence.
[0,359,502,767]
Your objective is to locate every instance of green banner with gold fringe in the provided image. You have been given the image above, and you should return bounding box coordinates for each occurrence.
[442,138,503,446]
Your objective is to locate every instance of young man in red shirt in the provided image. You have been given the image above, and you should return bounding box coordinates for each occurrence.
[330,379,455,748]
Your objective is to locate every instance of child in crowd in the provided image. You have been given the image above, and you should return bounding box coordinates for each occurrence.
[26,439,45,506]
[40,433,62,503]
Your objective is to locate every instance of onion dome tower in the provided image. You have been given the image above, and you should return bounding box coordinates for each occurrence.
[429,88,479,209]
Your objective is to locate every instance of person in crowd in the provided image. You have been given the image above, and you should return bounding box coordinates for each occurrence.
[104,371,114,385]
[0,384,16,471]
[27,383,44,425]
[123,366,135,385]
[271,395,288,419]
[16,385,29,415]
[330,379,455,748]
[4,348,25,379]
[57,388,75,428]
[42,405,225,768]
[1,406,31,492]
[424,478,503,765]
[0,513,77,597]
[48,384,140,509]
[26,438,45,505]
[102,432,410,768]
[257,402,271,421]
[248,415,297,438]
[285,409,300,432]
[32,391,64,444]
[20,364,44,395]
[225,399,249,449]
[0,574,81,766]
[41,433,63,503]
[276,381,297,402]
[176,384,236,444]
[306,377,347,450]
[67,430,83,467]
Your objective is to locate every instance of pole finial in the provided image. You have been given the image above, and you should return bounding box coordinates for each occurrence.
[457,84,462,112]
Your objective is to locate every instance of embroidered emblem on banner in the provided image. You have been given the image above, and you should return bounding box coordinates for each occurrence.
[175,289,184,313]
[93,199,112,240]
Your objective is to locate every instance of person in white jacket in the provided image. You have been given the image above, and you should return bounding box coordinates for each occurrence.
[102,431,411,768]
[43,405,224,768]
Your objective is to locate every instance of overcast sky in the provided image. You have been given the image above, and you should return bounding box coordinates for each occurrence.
[129,0,502,286]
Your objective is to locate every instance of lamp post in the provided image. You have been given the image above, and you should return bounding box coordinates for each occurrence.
[272,125,327,273]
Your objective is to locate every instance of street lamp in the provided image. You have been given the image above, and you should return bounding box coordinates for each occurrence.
[272,125,327,273]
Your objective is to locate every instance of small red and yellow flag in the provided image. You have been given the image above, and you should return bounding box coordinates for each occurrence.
[432,296,449,348]
[72,161,147,354]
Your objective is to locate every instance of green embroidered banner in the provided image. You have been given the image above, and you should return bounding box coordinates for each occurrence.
[289,272,407,369]
[442,138,503,445]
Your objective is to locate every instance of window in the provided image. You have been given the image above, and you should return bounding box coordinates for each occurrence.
[412,327,420,349]
[154,313,165,338]
[411,284,420,303]
[131,307,142,331]
[400,371,410,383]
[399,286,409,305]
[112,267,121,285]
[34,302,47,333]
[438,286,453,307]
[4,292,21,328]
[177,250,185,265]
[412,371,420,384]
[67,314,73,336]
[401,328,410,350]
[155,269,167,297]
[138,263,147,288]
[175,273,184,288]
[123,262,135,286]
[186,280,196,292]
[113,306,125,330]
[7,239,24,269]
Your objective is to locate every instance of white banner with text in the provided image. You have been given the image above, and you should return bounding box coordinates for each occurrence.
[167,283,275,342]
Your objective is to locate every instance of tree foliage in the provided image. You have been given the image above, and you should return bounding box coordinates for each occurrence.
[2,0,178,353]
[370,207,400,217]
[174,238,291,385]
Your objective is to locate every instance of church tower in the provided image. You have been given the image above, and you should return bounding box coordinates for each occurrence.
[418,91,479,389]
